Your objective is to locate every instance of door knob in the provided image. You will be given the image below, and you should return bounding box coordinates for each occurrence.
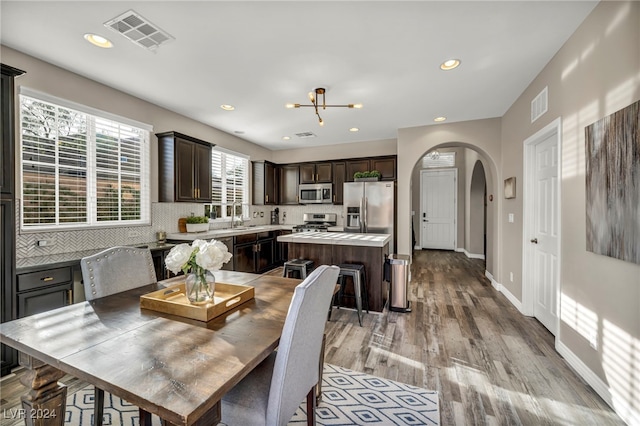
[530,238,538,244]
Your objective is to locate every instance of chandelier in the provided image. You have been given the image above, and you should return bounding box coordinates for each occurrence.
[286,88,362,126]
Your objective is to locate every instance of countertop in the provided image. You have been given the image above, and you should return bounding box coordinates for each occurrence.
[16,242,176,273]
[277,231,391,247]
[166,224,294,241]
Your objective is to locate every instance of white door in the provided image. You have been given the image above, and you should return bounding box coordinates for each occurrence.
[529,132,560,335]
[420,169,457,250]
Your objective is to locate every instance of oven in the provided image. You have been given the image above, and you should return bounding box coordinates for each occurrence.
[298,183,332,204]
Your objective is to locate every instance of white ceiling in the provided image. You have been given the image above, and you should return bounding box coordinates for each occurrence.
[1,1,598,150]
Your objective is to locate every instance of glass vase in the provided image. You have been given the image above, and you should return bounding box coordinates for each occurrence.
[185,270,215,305]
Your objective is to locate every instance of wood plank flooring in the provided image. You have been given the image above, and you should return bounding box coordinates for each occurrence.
[0,250,625,425]
[324,250,624,425]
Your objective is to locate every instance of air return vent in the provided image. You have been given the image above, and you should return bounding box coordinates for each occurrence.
[104,10,174,51]
[531,86,548,123]
[295,132,317,138]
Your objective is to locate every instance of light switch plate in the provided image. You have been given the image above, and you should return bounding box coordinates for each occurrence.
[508,213,514,223]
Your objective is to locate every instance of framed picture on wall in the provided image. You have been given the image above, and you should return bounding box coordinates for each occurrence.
[504,177,516,199]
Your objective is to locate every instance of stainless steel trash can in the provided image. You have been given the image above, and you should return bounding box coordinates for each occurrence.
[389,254,411,312]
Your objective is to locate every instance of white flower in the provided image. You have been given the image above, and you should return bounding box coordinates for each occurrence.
[165,239,232,275]
[196,240,232,271]
[164,243,193,274]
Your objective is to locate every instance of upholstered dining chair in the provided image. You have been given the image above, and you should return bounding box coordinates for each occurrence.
[221,264,340,426]
[80,246,157,426]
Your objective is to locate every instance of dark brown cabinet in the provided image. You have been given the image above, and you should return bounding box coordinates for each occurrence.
[279,165,299,205]
[371,157,397,180]
[346,159,370,181]
[157,131,213,203]
[16,267,73,319]
[233,232,276,273]
[299,162,332,184]
[1,64,25,376]
[252,161,277,205]
[276,229,292,264]
[332,161,346,204]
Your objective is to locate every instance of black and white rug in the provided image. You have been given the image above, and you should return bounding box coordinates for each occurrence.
[65,364,439,425]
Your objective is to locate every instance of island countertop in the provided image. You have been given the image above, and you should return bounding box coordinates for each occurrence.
[277,231,391,247]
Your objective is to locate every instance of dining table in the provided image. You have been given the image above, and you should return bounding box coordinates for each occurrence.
[0,270,301,426]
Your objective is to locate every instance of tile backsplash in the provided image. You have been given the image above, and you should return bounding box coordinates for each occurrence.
[15,201,344,258]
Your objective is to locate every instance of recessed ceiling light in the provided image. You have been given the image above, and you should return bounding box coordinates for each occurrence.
[434,116,447,122]
[220,104,235,111]
[282,136,291,140]
[440,59,461,71]
[84,33,113,48]
[349,127,359,132]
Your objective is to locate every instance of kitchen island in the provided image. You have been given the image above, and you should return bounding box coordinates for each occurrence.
[277,232,390,312]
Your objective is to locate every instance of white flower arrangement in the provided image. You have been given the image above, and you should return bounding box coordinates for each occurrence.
[165,239,233,276]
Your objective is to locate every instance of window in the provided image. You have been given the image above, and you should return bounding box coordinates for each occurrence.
[19,89,151,230]
[422,151,456,169]
[210,147,249,221]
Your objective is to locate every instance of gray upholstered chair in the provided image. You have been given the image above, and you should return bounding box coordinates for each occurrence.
[221,264,340,426]
[80,246,157,426]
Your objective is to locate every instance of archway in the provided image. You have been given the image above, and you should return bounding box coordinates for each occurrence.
[469,160,487,261]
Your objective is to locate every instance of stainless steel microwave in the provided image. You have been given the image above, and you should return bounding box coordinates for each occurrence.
[299,183,332,204]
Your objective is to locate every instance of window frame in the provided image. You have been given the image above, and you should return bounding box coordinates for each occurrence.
[18,88,152,231]
[209,146,250,223]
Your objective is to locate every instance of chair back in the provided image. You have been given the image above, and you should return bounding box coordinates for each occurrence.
[81,246,157,301]
[266,264,339,426]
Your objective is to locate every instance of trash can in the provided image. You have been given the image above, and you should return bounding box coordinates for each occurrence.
[388,254,411,313]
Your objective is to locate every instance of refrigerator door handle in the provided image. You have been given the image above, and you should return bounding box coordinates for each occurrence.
[359,197,365,233]
[363,197,368,233]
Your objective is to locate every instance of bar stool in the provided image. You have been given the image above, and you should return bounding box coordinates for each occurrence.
[282,259,314,279]
[336,263,369,326]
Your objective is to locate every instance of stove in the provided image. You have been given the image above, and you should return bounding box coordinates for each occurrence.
[292,213,337,233]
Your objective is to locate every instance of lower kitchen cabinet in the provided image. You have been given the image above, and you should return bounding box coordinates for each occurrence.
[233,232,276,273]
[16,266,73,319]
[276,229,292,263]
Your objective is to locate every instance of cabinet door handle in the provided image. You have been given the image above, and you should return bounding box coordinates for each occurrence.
[316,173,318,181]
[266,194,269,203]
[41,277,54,282]
[333,194,336,202]
[67,289,73,304]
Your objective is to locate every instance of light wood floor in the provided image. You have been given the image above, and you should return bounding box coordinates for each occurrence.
[324,250,625,425]
[0,250,625,425]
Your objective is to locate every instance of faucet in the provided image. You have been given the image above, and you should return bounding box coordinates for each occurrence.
[230,201,240,229]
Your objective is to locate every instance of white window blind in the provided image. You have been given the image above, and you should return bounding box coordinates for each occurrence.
[20,92,150,230]
[422,151,456,169]
[211,147,249,220]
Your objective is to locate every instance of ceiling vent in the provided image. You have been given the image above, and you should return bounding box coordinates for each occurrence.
[295,132,317,139]
[531,86,548,123]
[104,10,174,52]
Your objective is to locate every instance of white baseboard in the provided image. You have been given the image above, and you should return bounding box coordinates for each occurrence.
[557,340,640,425]
[455,248,485,260]
[484,270,523,314]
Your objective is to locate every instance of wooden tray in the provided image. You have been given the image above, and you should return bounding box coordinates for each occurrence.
[140,282,255,322]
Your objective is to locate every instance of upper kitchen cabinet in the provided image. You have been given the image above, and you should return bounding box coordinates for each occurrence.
[346,159,370,181]
[371,156,397,180]
[157,131,213,203]
[279,164,299,205]
[252,160,277,205]
[299,162,332,184]
[332,161,346,204]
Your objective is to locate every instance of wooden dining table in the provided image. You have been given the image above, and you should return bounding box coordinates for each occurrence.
[0,271,301,426]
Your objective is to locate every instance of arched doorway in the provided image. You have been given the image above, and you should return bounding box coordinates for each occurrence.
[469,160,487,262]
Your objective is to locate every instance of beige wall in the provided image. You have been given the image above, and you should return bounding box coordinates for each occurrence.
[398,118,502,277]
[271,138,396,163]
[500,1,639,422]
[1,46,273,203]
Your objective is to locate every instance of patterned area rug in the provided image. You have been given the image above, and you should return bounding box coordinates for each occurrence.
[65,364,439,425]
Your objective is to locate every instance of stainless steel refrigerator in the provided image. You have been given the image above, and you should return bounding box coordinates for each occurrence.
[343,181,395,253]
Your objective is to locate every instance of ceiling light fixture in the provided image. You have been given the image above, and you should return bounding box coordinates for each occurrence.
[349,127,359,132]
[221,104,235,111]
[282,136,291,140]
[440,59,461,70]
[84,33,113,48]
[434,116,447,122]
[286,88,362,127]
